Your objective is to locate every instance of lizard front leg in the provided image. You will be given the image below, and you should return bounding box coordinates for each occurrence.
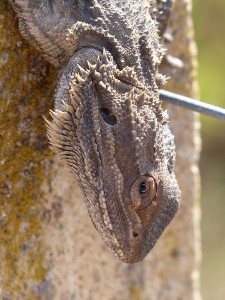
[8,0,102,67]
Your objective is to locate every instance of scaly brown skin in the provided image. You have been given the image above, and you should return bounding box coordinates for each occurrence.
[9,0,180,263]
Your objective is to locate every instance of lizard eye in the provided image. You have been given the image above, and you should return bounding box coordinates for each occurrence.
[139,181,148,194]
[130,176,157,210]
[100,108,117,126]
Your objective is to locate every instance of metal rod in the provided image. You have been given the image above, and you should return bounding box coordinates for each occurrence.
[160,89,225,121]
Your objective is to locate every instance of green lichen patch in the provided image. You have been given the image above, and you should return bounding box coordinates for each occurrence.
[0,1,56,298]
[129,285,145,300]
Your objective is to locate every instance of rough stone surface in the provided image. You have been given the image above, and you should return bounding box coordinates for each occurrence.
[0,0,201,299]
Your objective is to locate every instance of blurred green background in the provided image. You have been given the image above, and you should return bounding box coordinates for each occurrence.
[192,0,225,299]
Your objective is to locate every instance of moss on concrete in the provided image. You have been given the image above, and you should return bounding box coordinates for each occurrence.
[0,1,56,298]
[129,285,145,300]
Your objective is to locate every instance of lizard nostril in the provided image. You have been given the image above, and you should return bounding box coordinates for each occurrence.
[100,108,117,126]
[132,231,139,238]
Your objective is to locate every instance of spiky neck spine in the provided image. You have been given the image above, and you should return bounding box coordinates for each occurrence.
[54,47,102,112]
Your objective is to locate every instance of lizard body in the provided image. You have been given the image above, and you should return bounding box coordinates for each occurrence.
[9,0,180,263]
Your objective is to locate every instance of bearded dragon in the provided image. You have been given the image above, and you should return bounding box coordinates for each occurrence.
[9,0,180,263]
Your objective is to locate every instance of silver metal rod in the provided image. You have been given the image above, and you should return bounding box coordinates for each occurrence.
[160,89,225,121]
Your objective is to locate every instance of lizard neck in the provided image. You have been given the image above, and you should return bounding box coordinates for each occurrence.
[54,47,102,111]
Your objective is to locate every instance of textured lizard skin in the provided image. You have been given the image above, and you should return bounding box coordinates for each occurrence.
[9,0,181,263]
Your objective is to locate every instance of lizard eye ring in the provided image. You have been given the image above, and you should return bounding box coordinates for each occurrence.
[100,107,117,126]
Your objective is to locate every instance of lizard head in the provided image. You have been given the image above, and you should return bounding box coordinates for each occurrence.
[46,50,180,263]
